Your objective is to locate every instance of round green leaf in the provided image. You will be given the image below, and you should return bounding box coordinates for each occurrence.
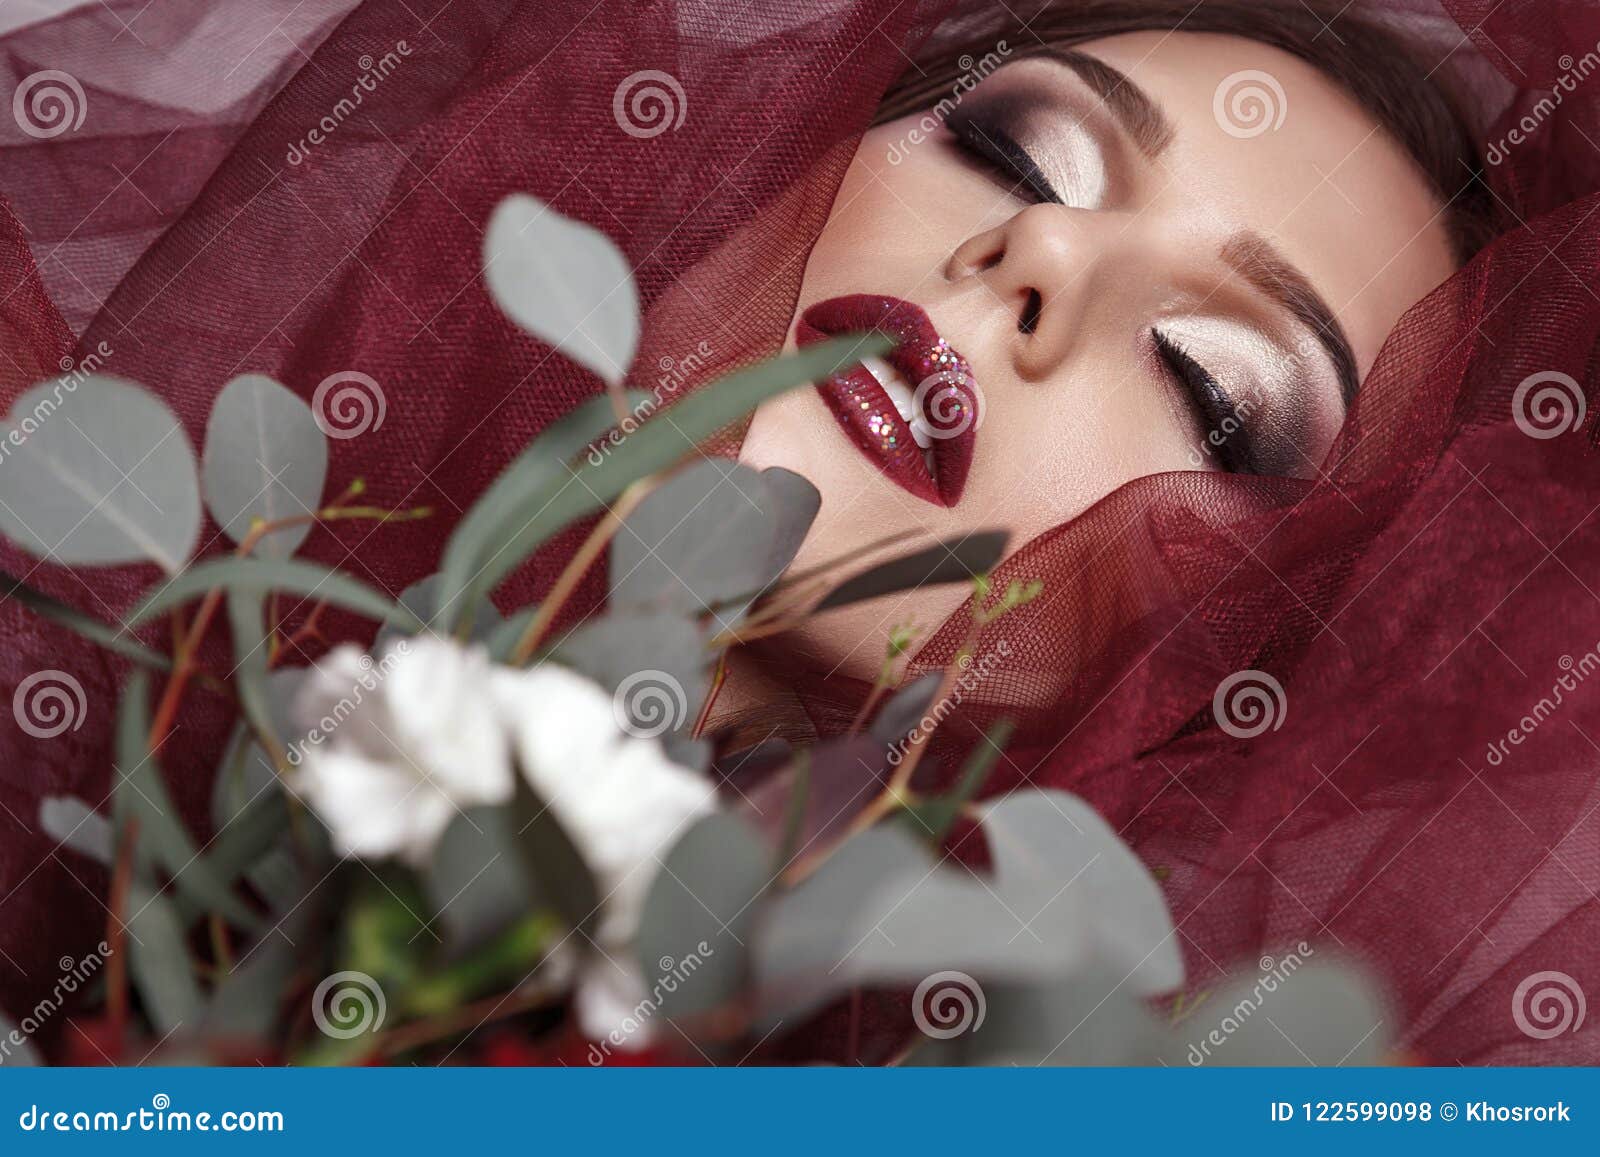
[611,460,781,618]
[635,812,771,1019]
[484,193,639,385]
[0,375,199,570]
[202,374,327,558]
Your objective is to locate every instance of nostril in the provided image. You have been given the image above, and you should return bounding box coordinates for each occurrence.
[948,240,1005,280]
[1018,288,1042,335]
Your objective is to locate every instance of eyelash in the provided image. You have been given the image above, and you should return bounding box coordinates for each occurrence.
[948,113,1061,205]
[1152,330,1254,475]
[950,114,1255,474]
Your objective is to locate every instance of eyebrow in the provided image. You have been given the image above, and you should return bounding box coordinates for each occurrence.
[1044,48,1175,159]
[1221,231,1361,406]
[1040,49,1360,404]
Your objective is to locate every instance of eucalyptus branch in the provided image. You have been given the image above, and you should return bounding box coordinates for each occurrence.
[104,816,139,1051]
[707,529,924,648]
[270,597,331,668]
[847,622,920,735]
[145,486,433,750]
[690,651,729,739]
[508,478,651,664]
[784,575,1043,884]
[871,578,1040,803]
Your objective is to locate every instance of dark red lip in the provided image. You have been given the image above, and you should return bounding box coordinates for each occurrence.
[797,294,980,507]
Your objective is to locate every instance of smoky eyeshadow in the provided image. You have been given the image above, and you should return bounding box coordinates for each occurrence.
[950,74,1117,209]
[1157,317,1344,480]
[951,65,1344,479]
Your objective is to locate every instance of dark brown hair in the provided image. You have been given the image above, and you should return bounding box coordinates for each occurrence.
[877,0,1498,263]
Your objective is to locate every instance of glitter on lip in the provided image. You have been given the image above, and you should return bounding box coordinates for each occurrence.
[796,295,979,507]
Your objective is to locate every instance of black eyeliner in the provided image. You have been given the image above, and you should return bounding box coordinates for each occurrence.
[1153,329,1258,475]
[947,110,1063,205]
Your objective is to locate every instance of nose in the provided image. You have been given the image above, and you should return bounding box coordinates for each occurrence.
[944,203,1099,382]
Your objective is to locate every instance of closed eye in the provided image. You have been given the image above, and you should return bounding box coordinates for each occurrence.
[947,113,1062,205]
[1153,329,1257,475]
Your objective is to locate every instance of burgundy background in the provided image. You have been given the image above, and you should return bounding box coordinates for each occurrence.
[0,0,1597,1063]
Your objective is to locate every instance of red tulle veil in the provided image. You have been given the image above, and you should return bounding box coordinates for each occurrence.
[1,0,1597,1064]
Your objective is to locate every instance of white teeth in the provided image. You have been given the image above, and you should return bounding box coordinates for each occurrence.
[862,356,934,449]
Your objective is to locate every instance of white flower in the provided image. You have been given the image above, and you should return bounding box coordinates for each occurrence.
[492,663,717,1048]
[290,638,513,864]
[291,645,713,1049]
[574,956,666,1049]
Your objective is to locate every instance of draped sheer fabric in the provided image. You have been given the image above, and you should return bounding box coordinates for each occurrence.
[0,0,1596,1064]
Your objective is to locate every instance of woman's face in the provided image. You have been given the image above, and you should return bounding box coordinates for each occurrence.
[737,30,1456,680]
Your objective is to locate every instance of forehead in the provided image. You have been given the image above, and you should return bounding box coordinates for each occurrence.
[1078,29,1457,374]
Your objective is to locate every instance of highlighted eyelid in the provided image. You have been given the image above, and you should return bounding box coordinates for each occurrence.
[948,108,1108,209]
[948,115,1060,203]
[949,62,1126,207]
[1153,328,1257,475]
[1153,315,1346,479]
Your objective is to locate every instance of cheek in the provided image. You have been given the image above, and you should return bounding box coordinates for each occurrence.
[958,351,1193,532]
[802,128,1003,299]
[804,165,927,293]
